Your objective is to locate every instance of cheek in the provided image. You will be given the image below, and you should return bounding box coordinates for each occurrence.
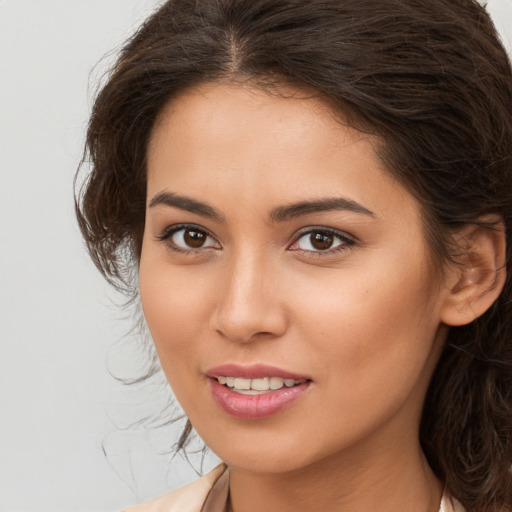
[289,258,441,392]
[138,252,214,374]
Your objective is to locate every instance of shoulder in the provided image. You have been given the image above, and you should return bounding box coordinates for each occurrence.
[122,463,227,512]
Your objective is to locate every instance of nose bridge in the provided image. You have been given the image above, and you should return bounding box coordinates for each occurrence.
[213,246,286,343]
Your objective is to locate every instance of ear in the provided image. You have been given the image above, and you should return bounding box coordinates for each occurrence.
[440,215,506,327]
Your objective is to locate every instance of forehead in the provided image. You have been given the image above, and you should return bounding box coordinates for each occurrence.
[145,82,437,269]
[149,82,353,163]
[147,83,397,205]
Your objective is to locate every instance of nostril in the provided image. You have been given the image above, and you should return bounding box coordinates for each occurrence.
[213,307,287,344]
[211,275,288,342]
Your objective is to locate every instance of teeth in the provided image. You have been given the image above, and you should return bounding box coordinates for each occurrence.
[269,377,284,390]
[234,378,251,390]
[251,377,269,391]
[217,376,302,392]
[232,389,267,395]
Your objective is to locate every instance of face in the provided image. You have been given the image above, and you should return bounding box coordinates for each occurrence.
[139,83,450,475]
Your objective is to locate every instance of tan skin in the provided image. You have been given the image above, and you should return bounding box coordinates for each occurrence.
[139,83,505,512]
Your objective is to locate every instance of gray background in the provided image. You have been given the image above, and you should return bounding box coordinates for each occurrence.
[1,1,511,511]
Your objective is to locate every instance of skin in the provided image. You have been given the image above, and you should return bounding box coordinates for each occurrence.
[139,83,458,512]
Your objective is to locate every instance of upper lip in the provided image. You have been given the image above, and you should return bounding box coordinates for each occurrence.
[206,363,311,381]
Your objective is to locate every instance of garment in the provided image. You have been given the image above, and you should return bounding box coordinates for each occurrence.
[441,490,466,512]
[123,463,465,512]
[122,464,228,512]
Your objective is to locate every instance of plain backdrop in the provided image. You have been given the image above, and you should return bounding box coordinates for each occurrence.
[0,1,511,511]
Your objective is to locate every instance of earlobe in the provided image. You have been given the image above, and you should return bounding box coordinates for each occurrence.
[440,216,506,327]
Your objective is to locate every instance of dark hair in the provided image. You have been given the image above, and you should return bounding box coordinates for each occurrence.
[75,0,512,510]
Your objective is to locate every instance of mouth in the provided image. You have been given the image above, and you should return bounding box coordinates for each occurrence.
[206,364,312,419]
[216,376,307,395]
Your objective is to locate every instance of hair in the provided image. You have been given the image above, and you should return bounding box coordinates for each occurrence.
[75,0,512,510]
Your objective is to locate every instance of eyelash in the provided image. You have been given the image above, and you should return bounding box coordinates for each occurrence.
[288,227,356,256]
[156,224,356,256]
[156,224,220,254]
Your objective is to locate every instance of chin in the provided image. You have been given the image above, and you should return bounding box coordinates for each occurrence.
[197,426,327,475]
[221,449,311,474]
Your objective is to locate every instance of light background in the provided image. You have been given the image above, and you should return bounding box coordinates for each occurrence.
[0,1,511,511]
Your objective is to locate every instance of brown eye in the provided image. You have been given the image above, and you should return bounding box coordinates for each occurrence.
[167,226,220,251]
[310,232,334,250]
[183,229,207,248]
[290,228,353,254]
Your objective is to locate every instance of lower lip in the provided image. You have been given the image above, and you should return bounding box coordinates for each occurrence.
[209,378,310,419]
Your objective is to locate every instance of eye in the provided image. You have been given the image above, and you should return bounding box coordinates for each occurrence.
[158,225,221,252]
[289,228,354,253]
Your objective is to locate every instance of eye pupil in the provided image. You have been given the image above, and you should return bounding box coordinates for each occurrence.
[311,232,333,250]
[184,229,206,248]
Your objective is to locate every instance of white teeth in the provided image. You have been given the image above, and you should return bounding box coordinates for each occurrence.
[233,378,251,390]
[269,377,284,390]
[251,377,269,391]
[217,375,302,392]
[233,389,267,395]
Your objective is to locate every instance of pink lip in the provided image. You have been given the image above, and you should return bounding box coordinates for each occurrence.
[206,364,311,420]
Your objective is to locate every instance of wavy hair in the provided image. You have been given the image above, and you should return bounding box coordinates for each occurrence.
[75,1,512,510]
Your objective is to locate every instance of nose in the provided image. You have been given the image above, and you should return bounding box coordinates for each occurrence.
[211,252,288,344]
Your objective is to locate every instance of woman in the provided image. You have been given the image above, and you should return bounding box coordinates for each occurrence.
[75,0,512,511]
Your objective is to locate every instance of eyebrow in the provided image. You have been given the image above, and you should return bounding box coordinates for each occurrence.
[149,191,374,223]
[270,197,374,222]
[149,191,225,222]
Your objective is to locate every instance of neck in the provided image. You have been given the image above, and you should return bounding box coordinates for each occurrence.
[227,430,443,512]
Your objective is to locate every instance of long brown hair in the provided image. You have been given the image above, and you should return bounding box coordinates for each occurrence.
[75,1,512,510]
